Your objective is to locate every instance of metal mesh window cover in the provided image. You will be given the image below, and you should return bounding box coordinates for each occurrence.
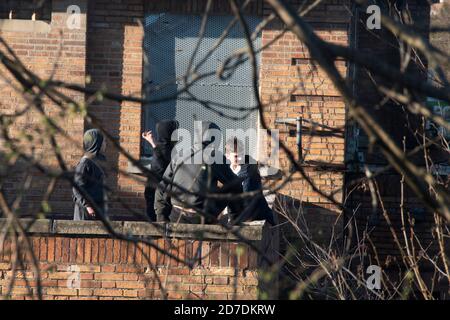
[142,13,262,155]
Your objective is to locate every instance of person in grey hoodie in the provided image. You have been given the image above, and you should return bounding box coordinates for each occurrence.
[154,121,243,224]
[72,129,107,221]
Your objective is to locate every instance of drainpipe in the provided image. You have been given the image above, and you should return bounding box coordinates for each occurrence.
[296,116,303,168]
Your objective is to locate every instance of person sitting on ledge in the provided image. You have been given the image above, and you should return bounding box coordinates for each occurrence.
[154,121,243,224]
[72,129,108,221]
[141,120,179,221]
[224,137,275,225]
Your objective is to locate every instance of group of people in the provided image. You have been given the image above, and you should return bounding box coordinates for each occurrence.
[72,121,274,225]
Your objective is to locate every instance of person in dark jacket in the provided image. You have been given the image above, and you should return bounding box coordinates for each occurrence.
[142,120,179,221]
[225,137,275,225]
[154,121,243,224]
[73,129,107,221]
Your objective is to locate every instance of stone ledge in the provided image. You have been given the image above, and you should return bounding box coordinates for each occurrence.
[0,19,51,33]
[0,219,266,241]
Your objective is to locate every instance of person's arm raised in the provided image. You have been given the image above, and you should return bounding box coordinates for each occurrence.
[142,130,156,148]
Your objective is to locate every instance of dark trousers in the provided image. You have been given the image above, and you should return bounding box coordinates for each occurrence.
[144,186,156,221]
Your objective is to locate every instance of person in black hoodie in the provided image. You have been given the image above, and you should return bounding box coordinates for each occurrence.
[73,129,107,221]
[142,120,179,221]
[154,121,243,224]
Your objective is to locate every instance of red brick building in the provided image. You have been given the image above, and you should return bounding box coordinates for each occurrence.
[0,0,447,299]
[0,0,350,234]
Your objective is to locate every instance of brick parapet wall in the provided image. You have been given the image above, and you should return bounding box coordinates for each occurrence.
[0,219,278,300]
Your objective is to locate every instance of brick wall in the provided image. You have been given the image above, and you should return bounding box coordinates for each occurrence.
[0,0,444,299]
[0,0,351,227]
[0,220,278,300]
[85,0,146,217]
[0,0,87,216]
[351,0,431,165]
[345,1,441,261]
[343,3,450,295]
[260,1,350,245]
[0,1,352,296]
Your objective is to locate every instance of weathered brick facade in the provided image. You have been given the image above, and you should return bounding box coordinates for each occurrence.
[0,219,277,300]
[0,0,87,215]
[0,0,359,300]
[0,0,446,299]
[86,0,145,216]
[0,0,350,223]
[346,1,447,260]
[261,1,349,245]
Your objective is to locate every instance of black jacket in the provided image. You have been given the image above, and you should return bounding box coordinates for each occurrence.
[149,120,179,180]
[73,156,105,210]
[72,156,106,221]
[73,129,107,220]
[154,122,243,221]
[235,157,275,225]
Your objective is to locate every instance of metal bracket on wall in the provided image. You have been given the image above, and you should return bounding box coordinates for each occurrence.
[275,116,303,172]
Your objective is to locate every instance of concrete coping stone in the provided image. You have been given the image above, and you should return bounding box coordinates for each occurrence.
[0,19,51,33]
[0,218,267,241]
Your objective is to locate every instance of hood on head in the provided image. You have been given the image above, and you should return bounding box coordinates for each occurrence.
[194,121,221,147]
[83,129,104,158]
[156,120,179,144]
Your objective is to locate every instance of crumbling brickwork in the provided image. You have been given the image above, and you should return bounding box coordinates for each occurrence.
[0,220,277,300]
